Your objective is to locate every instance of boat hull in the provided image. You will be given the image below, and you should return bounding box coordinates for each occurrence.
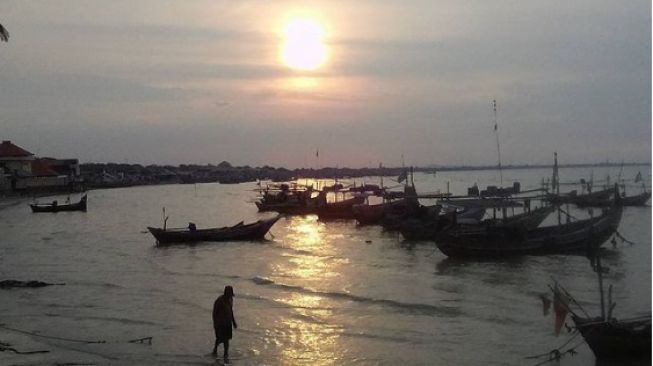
[148,216,281,245]
[30,195,87,213]
[435,204,622,258]
[573,316,652,360]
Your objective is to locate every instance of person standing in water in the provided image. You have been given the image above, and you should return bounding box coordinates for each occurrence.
[212,285,237,361]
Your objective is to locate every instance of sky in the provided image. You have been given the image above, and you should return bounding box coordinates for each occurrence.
[0,1,650,168]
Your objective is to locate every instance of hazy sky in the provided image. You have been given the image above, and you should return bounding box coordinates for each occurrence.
[1,1,650,168]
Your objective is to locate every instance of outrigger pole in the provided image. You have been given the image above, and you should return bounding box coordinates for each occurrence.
[493,99,503,186]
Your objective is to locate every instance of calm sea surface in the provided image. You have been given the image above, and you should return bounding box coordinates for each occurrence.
[1,166,650,366]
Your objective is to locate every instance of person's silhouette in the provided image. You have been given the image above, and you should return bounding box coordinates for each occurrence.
[212,286,237,361]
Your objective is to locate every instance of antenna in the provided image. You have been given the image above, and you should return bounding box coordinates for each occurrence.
[493,99,503,185]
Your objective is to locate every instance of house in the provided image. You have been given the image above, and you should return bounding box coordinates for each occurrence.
[0,140,83,193]
[0,140,35,191]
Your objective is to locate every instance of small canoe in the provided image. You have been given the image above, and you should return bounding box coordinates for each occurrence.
[30,195,87,213]
[148,215,281,245]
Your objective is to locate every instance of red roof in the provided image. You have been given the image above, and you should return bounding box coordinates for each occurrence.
[31,159,59,177]
[0,140,33,158]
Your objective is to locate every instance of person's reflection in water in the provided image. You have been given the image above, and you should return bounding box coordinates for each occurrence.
[211,285,238,362]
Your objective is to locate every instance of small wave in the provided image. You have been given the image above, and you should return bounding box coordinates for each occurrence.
[70,314,159,326]
[340,330,415,344]
[250,276,460,317]
[252,276,275,285]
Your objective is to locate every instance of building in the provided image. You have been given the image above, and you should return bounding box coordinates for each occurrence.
[0,140,82,193]
[0,140,35,191]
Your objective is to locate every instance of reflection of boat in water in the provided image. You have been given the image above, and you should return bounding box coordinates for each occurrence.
[435,187,622,258]
[30,195,87,213]
[147,215,281,245]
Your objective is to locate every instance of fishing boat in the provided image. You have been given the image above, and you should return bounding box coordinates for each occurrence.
[620,191,651,206]
[316,195,366,220]
[147,215,281,245]
[547,187,614,206]
[551,254,651,361]
[398,203,552,241]
[255,183,325,214]
[352,198,412,225]
[435,187,622,258]
[481,204,554,228]
[573,315,651,360]
[575,189,651,208]
[398,205,486,241]
[30,195,87,213]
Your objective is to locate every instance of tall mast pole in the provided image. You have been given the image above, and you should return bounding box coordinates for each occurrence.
[493,99,503,186]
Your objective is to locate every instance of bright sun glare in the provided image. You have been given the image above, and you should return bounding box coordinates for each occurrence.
[281,18,327,71]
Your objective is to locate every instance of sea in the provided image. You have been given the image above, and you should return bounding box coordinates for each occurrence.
[1,165,650,366]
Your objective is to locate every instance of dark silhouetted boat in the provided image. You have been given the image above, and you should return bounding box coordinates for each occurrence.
[398,205,486,241]
[547,187,613,206]
[481,204,554,228]
[572,315,651,360]
[316,195,366,220]
[576,190,651,208]
[352,198,413,225]
[399,203,552,241]
[255,183,325,214]
[147,215,281,245]
[30,195,87,213]
[435,187,622,258]
[620,191,651,206]
[551,254,651,361]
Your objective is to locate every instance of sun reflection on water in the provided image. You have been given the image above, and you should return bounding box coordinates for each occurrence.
[271,216,345,364]
[285,215,326,251]
[277,293,341,365]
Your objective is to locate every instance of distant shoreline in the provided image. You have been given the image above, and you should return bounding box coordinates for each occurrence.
[77,161,650,188]
[422,162,651,173]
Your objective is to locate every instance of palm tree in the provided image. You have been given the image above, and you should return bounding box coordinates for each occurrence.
[0,23,9,42]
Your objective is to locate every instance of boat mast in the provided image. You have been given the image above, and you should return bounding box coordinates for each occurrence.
[595,254,606,320]
[493,99,503,186]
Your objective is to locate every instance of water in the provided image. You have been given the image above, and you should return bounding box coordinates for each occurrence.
[1,166,650,365]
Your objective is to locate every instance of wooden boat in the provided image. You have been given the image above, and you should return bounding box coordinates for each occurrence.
[255,185,325,214]
[547,187,613,206]
[398,206,486,241]
[316,195,366,220]
[352,199,412,225]
[481,204,554,228]
[147,215,281,245]
[552,254,651,361]
[573,315,651,360]
[399,204,552,241]
[435,190,622,258]
[621,191,651,206]
[30,195,87,213]
[576,190,651,207]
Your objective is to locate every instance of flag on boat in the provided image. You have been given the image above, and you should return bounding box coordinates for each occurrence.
[635,171,642,182]
[553,283,569,336]
[397,169,408,183]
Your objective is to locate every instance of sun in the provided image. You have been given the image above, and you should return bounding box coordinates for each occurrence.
[281,18,327,71]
